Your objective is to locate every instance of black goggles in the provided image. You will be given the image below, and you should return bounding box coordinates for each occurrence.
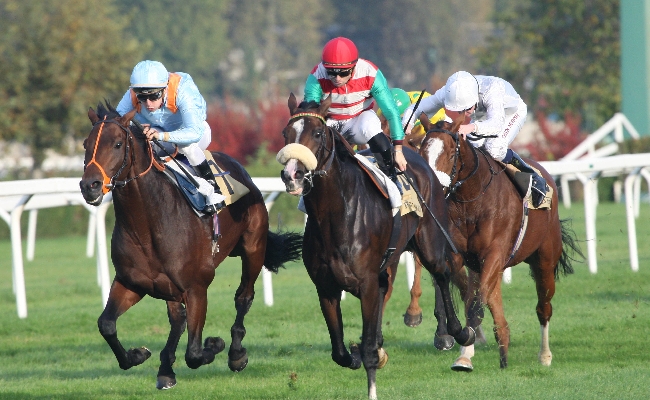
[326,68,353,78]
[135,89,164,102]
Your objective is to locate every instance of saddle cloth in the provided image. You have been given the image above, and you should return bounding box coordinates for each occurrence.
[203,150,250,207]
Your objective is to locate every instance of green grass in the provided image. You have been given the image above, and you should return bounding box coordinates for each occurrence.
[0,203,649,399]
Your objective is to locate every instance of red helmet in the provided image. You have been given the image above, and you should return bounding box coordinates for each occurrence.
[321,37,358,69]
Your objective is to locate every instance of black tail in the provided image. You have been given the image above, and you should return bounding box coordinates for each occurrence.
[263,230,303,273]
[556,218,584,279]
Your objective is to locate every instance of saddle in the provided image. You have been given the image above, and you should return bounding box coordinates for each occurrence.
[502,163,553,210]
[158,150,249,216]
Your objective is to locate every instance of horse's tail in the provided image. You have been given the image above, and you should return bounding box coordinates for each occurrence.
[556,218,584,280]
[263,230,303,273]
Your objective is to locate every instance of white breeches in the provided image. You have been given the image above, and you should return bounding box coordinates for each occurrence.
[326,110,382,145]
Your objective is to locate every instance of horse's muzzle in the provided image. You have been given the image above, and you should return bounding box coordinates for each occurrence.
[79,178,105,206]
[280,168,305,196]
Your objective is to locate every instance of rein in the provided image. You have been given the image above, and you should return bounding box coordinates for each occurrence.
[85,116,162,194]
[428,128,502,202]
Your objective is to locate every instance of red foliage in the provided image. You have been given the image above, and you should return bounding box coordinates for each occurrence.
[523,110,588,161]
[206,97,291,164]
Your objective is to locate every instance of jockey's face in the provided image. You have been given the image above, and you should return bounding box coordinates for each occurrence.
[445,104,475,124]
[327,67,354,88]
[137,88,165,112]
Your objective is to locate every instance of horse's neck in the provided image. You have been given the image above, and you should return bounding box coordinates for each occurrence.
[305,157,362,215]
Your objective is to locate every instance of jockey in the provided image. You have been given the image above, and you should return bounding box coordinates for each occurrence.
[116,60,224,213]
[303,37,406,181]
[377,88,446,140]
[402,71,547,207]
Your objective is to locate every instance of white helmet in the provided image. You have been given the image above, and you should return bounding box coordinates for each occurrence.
[444,71,478,111]
[129,60,169,89]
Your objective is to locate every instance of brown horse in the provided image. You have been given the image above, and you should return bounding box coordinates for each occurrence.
[278,94,474,400]
[79,102,302,389]
[418,116,582,371]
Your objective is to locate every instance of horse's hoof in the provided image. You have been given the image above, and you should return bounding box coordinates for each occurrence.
[348,343,362,370]
[204,336,226,355]
[156,375,177,390]
[434,334,455,351]
[377,347,389,369]
[228,352,249,372]
[125,346,151,368]
[451,356,473,372]
[403,312,423,327]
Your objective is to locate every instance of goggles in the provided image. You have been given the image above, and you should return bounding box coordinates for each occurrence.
[134,88,164,102]
[326,68,353,78]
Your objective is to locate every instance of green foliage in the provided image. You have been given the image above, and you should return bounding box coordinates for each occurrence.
[113,0,230,97]
[0,202,649,398]
[619,136,650,154]
[479,0,620,130]
[0,0,143,171]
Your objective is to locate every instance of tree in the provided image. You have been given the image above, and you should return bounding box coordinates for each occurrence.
[0,0,143,173]
[479,0,620,130]
[113,0,230,98]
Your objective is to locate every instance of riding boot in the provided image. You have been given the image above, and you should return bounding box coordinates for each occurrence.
[194,160,225,214]
[367,133,401,192]
[504,150,547,207]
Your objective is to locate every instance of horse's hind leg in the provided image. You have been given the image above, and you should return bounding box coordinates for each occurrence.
[531,251,559,366]
[184,287,225,369]
[156,301,187,390]
[404,254,423,327]
[97,280,151,370]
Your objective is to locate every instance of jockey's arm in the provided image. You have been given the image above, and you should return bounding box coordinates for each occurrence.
[303,74,324,104]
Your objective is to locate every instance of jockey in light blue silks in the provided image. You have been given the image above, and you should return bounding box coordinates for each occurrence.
[116,60,224,213]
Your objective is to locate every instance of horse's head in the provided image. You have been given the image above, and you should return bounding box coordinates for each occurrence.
[79,102,138,205]
[277,93,333,196]
[418,114,463,189]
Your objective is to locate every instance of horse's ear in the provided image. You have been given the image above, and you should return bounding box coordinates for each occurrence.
[419,112,431,132]
[451,113,464,133]
[288,93,298,114]
[318,95,332,117]
[88,108,99,124]
[119,109,137,126]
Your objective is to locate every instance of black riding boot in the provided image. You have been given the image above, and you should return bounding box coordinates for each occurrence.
[367,133,400,189]
[506,150,547,207]
[194,160,224,214]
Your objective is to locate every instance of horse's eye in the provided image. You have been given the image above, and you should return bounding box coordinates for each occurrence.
[282,129,287,139]
[115,142,123,149]
[314,129,323,138]
[83,138,88,150]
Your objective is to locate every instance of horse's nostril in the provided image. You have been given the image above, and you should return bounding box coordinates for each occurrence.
[295,170,304,180]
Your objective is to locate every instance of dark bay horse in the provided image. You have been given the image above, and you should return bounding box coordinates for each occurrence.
[79,102,301,389]
[278,94,474,400]
[418,116,582,371]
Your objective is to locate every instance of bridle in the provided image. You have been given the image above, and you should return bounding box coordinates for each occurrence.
[427,127,501,203]
[287,112,336,195]
[84,116,162,194]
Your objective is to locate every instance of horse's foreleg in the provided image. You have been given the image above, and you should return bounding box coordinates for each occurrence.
[360,280,382,400]
[404,255,423,327]
[319,292,361,369]
[432,271,475,347]
[97,280,150,370]
[156,301,187,390]
[184,287,224,369]
[432,279,454,350]
[228,256,262,372]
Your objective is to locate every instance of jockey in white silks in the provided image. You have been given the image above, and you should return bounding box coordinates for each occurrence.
[116,60,224,213]
[402,71,547,207]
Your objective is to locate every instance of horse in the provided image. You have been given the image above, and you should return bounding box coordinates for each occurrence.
[79,102,302,389]
[417,115,582,371]
[277,94,475,400]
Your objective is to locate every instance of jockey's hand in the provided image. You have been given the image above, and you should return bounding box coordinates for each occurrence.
[457,123,477,140]
[395,146,407,171]
[142,125,159,141]
[404,123,414,136]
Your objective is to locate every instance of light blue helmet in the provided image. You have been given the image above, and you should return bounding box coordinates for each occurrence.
[129,60,169,89]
